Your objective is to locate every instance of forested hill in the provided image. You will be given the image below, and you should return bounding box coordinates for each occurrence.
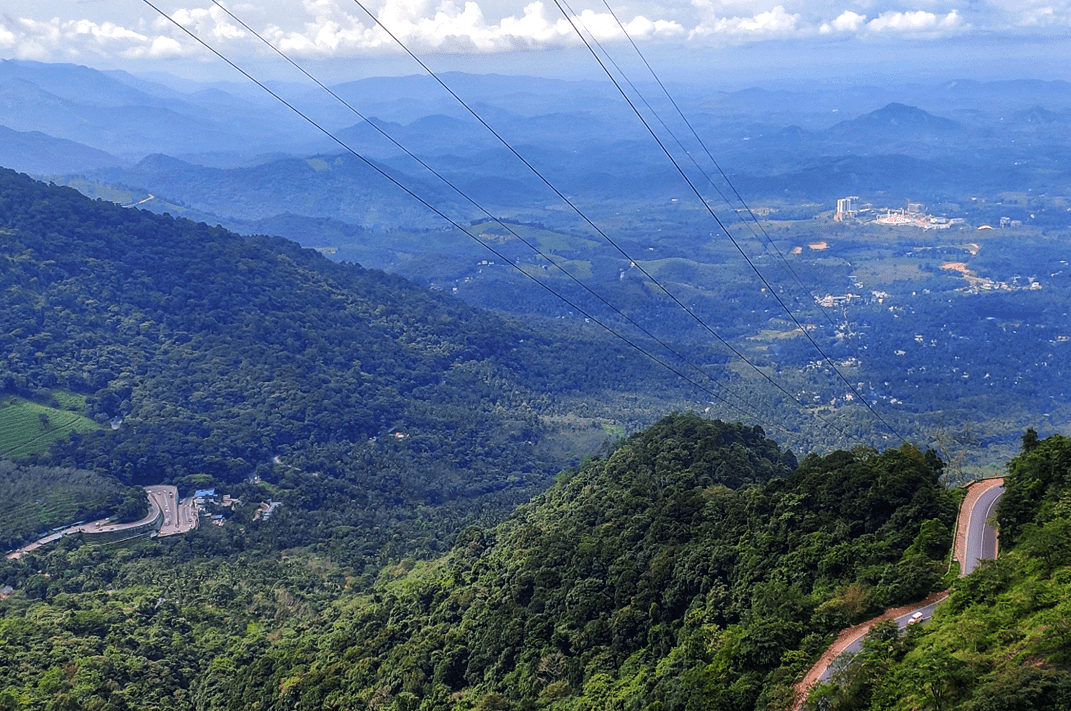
[0,167,674,563]
[213,415,957,711]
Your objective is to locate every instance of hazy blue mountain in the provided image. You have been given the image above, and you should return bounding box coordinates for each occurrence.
[833,102,961,134]
[1014,105,1067,124]
[0,60,177,109]
[325,71,623,120]
[928,78,1071,110]
[0,60,321,162]
[335,114,499,159]
[0,73,239,159]
[0,126,124,174]
[1,60,1065,235]
[88,151,473,228]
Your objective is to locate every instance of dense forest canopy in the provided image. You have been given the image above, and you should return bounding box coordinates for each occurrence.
[203,415,956,711]
[0,167,700,566]
[1,166,1069,711]
[0,415,963,711]
[0,460,144,550]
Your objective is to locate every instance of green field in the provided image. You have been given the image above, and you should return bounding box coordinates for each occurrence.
[470,221,602,254]
[0,394,103,459]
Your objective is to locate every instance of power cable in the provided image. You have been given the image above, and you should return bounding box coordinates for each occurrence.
[587,0,842,333]
[206,0,765,420]
[345,0,857,440]
[138,0,792,432]
[552,0,908,445]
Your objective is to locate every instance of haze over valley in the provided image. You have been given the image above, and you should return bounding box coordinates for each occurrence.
[2,2,1071,707]
[3,58,1069,470]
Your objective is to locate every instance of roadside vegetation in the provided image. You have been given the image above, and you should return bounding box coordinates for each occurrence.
[0,414,960,710]
[1,169,1069,711]
[0,460,141,551]
[806,431,1071,710]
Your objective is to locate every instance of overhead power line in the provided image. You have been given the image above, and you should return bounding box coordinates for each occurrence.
[136,0,890,444]
[591,0,842,334]
[552,0,908,445]
[204,0,767,421]
[344,0,858,440]
[138,0,796,433]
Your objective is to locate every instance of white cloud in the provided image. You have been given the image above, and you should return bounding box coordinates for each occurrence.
[171,6,246,41]
[866,9,966,35]
[625,16,686,39]
[251,0,682,56]
[819,10,866,34]
[978,0,1071,28]
[0,23,17,50]
[145,35,186,58]
[17,17,63,49]
[2,0,1068,67]
[691,4,801,38]
[68,19,146,43]
[1015,5,1071,27]
[494,2,573,46]
[0,14,199,62]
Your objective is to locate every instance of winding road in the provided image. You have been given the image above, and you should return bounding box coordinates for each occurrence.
[791,477,1005,708]
[149,485,200,537]
[962,481,1003,575]
[5,485,198,559]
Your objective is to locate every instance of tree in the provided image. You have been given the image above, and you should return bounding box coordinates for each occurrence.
[904,648,971,711]
[115,494,147,523]
[1016,519,1071,575]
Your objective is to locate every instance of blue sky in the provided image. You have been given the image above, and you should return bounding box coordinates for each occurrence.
[3,1,1070,84]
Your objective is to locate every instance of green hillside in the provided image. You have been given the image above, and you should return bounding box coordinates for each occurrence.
[1,169,1066,711]
[0,414,961,711]
[0,393,101,458]
[2,416,1066,711]
[0,168,701,569]
[208,414,956,711]
[0,460,140,551]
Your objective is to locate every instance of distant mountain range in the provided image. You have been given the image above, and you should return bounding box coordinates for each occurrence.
[1,59,1070,233]
[0,125,122,174]
[0,167,680,549]
[832,102,962,135]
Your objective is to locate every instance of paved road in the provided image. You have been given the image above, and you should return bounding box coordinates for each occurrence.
[6,485,197,558]
[818,598,945,681]
[156,486,199,537]
[795,480,1005,706]
[963,484,1003,575]
[148,486,175,535]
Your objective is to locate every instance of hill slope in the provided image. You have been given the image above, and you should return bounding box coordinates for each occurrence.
[0,167,683,566]
[212,414,956,711]
[806,432,1071,710]
[0,414,960,711]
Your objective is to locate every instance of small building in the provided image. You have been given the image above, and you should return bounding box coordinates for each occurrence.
[256,501,284,522]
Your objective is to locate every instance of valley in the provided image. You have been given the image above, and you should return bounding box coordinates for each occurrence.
[2,55,1071,711]
[7,60,1067,471]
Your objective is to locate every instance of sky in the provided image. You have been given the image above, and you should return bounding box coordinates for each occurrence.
[3,0,1071,85]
